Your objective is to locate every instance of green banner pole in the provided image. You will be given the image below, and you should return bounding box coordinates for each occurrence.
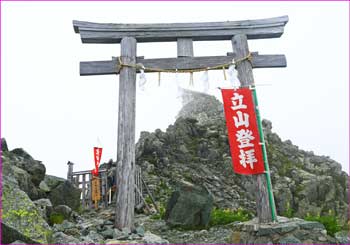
[251,85,277,222]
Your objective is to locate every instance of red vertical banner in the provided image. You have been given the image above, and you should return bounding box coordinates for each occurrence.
[92,147,103,176]
[221,88,265,175]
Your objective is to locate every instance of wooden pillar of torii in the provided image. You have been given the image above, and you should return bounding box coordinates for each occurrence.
[73,16,288,229]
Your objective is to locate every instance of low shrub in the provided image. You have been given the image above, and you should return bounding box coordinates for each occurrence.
[49,213,65,225]
[305,212,342,236]
[209,208,252,226]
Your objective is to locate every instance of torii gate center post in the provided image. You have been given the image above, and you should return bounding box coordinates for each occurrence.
[73,16,288,229]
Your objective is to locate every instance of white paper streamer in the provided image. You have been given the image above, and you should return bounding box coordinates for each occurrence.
[228,63,240,89]
[175,70,182,98]
[201,70,209,93]
[138,69,147,91]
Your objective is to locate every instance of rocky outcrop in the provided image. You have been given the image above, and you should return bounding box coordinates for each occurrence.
[1,139,82,244]
[2,146,45,200]
[9,148,46,186]
[229,216,339,244]
[42,174,81,211]
[2,178,52,244]
[136,89,349,225]
[2,141,81,211]
[165,180,213,228]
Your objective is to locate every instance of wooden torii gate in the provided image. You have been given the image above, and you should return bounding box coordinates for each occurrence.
[73,15,288,229]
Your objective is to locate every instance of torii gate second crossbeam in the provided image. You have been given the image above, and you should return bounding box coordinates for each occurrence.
[73,15,288,230]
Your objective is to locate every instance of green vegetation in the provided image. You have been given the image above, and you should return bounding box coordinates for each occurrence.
[49,213,65,225]
[150,204,166,220]
[209,208,252,226]
[305,211,342,236]
[145,195,153,205]
[284,201,294,218]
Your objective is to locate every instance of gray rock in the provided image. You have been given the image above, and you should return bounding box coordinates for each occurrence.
[10,240,27,244]
[9,148,46,187]
[79,236,95,244]
[254,236,273,244]
[9,165,40,200]
[122,226,131,234]
[48,181,81,211]
[100,227,115,239]
[114,228,129,240]
[39,180,51,193]
[61,220,75,230]
[229,216,336,245]
[298,221,325,230]
[52,223,64,232]
[256,227,275,236]
[87,230,105,243]
[279,235,301,244]
[52,232,80,244]
[10,148,34,160]
[105,239,139,244]
[275,223,298,234]
[135,226,145,237]
[135,89,349,224]
[53,205,72,219]
[165,180,213,229]
[44,175,66,190]
[2,179,52,244]
[33,198,53,220]
[142,231,169,244]
[335,230,350,244]
[104,220,114,225]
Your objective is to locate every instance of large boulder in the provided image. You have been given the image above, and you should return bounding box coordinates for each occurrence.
[2,178,52,244]
[48,180,81,211]
[165,181,213,229]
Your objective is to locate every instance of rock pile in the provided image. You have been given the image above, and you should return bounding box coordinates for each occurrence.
[229,216,348,244]
[1,139,81,244]
[136,89,349,224]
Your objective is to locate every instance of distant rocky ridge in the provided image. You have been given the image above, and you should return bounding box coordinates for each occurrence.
[1,89,349,244]
[136,89,349,224]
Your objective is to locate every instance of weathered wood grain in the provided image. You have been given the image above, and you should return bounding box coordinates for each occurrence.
[80,53,286,76]
[67,161,74,182]
[82,174,86,207]
[71,169,107,175]
[89,174,92,208]
[115,37,137,230]
[177,38,194,57]
[73,16,288,43]
[231,34,277,223]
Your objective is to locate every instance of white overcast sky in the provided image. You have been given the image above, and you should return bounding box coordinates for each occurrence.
[1,1,349,178]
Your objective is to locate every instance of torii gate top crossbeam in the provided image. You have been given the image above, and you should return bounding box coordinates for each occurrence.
[73,16,288,43]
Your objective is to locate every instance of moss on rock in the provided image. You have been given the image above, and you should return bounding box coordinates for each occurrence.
[2,179,52,244]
